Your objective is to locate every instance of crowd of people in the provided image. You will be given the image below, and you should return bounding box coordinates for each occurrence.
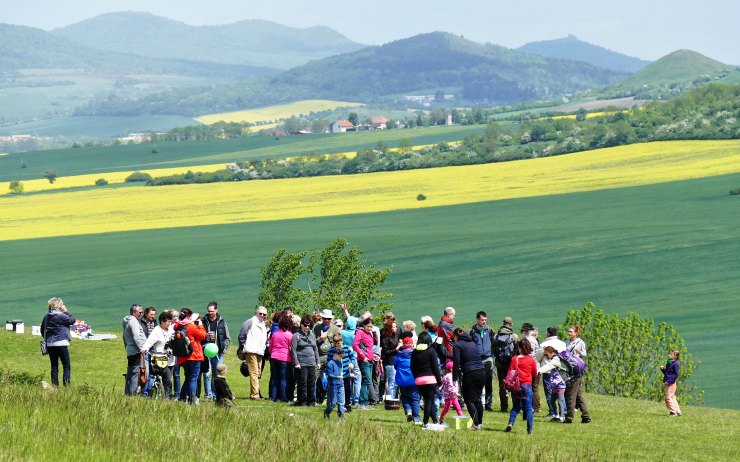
[41,297,683,433]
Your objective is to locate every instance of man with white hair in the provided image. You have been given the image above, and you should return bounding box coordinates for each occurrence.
[122,304,146,396]
[437,306,456,359]
[238,306,269,400]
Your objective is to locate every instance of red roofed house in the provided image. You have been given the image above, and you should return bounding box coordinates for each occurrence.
[370,117,389,130]
[332,120,355,133]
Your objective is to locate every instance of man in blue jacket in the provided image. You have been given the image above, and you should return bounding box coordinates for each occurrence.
[470,311,495,412]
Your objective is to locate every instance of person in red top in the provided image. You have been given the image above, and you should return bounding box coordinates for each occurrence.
[176,308,206,405]
[505,339,538,434]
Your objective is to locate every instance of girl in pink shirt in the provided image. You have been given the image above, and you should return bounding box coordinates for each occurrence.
[439,361,464,424]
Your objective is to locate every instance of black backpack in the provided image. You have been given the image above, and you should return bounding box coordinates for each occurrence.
[493,333,515,360]
[169,325,193,358]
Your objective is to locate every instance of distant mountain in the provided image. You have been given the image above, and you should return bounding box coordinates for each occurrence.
[79,32,627,117]
[518,35,650,73]
[53,11,365,70]
[0,23,276,79]
[618,49,733,86]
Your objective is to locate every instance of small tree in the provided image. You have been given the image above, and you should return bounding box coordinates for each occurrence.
[562,302,702,405]
[398,138,413,153]
[9,181,23,194]
[258,238,393,316]
[95,178,108,186]
[43,170,58,184]
[348,112,359,127]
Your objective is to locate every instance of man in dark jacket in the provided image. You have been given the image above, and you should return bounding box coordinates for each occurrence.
[437,306,456,359]
[470,310,496,411]
[453,329,486,430]
[493,317,519,412]
[202,301,231,400]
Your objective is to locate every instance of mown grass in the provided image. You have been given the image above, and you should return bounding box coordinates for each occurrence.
[0,331,737,461]
[1,172,740,408]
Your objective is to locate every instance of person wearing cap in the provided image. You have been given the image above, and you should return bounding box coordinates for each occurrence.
[395,334,421,423]
[238,306,269,400]
[493,317,519,412]
[313,309,342,403]
[175,308,206,404]
[520,322,541,414]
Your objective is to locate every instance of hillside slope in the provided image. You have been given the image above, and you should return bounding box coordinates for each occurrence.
[620,49,732,86]
[78,32,627,116]
[518,35,650,73]
[53,11,365,70]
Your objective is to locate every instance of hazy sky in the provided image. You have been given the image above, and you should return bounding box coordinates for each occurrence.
[3,0,738,64]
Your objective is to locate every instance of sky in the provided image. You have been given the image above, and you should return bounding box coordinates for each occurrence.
[2,0,738,64]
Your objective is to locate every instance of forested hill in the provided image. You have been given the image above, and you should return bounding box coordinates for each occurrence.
[0,23,276,79]
[518,35,651,73]
[53,11,365,70]
[78,32,627,117]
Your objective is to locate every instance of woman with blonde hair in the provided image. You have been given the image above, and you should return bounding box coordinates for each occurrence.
[41,297,76,386]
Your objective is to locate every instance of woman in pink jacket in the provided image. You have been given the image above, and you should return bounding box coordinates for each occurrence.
[353,317,376,410]
[269,314,294,402]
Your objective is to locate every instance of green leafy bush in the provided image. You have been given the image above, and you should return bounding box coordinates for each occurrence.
[95,178,108,186]
[730,187,740,195]
[8,181,24,195]
[124,172,152,183]
[562,302,702,405]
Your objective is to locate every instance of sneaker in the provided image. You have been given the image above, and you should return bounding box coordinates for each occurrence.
[581,417,591,424]
[346,405,353,413]
[476,424,484,431]
[563,418,573,424]
[323,409,330,419]
[669,413,679,417]
[504,425,512,432]
[485,405,494,412]
[467,425,478,431]
[406,412,413,422]
[422,424,428,429]
[545,414,556,419]
[549,416,561,422]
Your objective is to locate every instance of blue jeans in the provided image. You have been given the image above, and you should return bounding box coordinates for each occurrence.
[48,345,71,386]
[351,368,361,405]
[172,364,181,399]
[204,353,222,399]
[179,360,201,404]
[508,384,534,433]
[325,378,345,415]
[270,359,291,402]
[359,361,373,405]
[383,364,397,399]
[551,391,566,417]
[399,385,420,422]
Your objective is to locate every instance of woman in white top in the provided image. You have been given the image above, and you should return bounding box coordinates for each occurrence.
[141,311,174,398]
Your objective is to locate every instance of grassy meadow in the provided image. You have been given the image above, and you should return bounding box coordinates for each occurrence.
[1,166,739,408]
[194,99,366,125]
[0,331,738,461]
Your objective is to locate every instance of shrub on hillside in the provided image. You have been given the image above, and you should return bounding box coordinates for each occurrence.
[95,178,108,186]
[8,181,24,195]
[562,302,702,405]
[125,172,152,183]
[730,187,740,195]
[43,170,57,184]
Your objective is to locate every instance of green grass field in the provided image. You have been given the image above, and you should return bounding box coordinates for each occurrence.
[0,115,197,138]
[1,172,739,408]
[0,330,738,461]
[0,125,488,182]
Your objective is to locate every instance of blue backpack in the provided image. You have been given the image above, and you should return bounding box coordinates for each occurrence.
[558,349,586,378]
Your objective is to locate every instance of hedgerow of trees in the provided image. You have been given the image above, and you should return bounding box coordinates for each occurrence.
[563,302,702,405]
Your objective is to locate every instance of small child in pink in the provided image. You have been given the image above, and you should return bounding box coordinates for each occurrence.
[439,361,464,424]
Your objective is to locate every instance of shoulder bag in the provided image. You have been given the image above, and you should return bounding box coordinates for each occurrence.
[503,356,521,393]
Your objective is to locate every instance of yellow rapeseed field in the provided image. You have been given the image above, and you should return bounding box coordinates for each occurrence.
[2,140,739,242]
[195,100,365,125]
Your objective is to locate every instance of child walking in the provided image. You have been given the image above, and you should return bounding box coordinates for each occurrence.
[214,364,235,408]
[660,350,682,416]
[539,346,566,422]
[324,346,346,420]
[439,361,464,424]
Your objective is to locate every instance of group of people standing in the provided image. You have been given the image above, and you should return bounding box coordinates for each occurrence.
[40,297,682,431]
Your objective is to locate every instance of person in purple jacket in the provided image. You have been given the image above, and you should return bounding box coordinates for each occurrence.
[660,350,682,416]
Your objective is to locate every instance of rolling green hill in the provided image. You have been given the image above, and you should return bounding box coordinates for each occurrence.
[78,32,627,117]
[53,11,365,70]
[518,35,651,73]
[619,49,733,87]
[2,172,739,408]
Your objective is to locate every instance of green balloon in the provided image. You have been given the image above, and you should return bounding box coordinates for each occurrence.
[204,343,218,358]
